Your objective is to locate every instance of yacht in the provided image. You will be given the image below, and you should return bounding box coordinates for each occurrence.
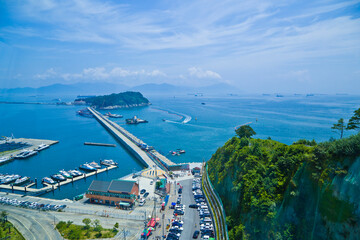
[51,174,66,182]
[36,144,49,151]
[14,176,30,186]
[0,156,11,165]
[100,159,118,166]
[42,177,55,185]
[105,112,123,118]
[79,163,96,171]
[15,150,37,159]
[89,161,101,169]
[1,174,21,184]
[68,170,83,177]
[59,170,72,178]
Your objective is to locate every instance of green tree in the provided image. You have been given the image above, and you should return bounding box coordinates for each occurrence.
[1,211,7,224]
[332,118,346,139]
[82,218,91,230]
[114,222,119,229]
[236,125,256,139]
[347,108,360,131]
[93,219,102,232]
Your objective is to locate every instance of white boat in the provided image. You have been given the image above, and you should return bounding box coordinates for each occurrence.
[42,177,55,184]
[79,164,96,171]
[100,159,118,166]
[14,176,30,186]
[36,144,49,151]
[15,150,37,159]
[51,174,66,182]
[0,156,11,165]
[1,174,21,184]
[88,161,101,169]
[59,170,72,178]
[69,170,83,177]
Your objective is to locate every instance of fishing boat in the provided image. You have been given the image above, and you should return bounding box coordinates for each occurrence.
[42,177,55,185]
[100,159,118,166]
[59,170,72,178]
[177,149,186,154]
[105,112,123,118]
[51,174,66,182]
[14,176,30,186]
[79,163,96,171]
[36,143,49,151]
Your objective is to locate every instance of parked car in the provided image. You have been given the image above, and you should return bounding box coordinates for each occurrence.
[140,189,146,194]
[193,230,200,239]
[189,204,198,208]
[143,192,149,198]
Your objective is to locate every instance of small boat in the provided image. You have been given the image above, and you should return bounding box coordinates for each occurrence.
[100,159,118,166]
[105,112,123,118]
[1,174,21,184]
[89,161,101,169]
[43,177,55,185]
[51,174,66,182]
[177,149,186,154]
[59,170,72,178]
[68,170,83,177]
[15,150,37,159]
[201,102,205,105]
[36,143,49,151]
[0,156,12,165]
[79,163,96,171]
[170,151,180,156]
[14,176,30,186]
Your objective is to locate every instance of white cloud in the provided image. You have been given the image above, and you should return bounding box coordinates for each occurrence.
[34,68,57,79]
[188,67,221,79]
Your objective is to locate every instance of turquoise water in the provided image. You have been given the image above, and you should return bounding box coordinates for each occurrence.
[0,94,359,199]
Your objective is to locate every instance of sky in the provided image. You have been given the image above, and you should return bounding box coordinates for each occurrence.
[0,0,359,93]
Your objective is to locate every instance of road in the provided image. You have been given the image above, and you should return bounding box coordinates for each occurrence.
[179,178,200,240]
[2,205,62,240]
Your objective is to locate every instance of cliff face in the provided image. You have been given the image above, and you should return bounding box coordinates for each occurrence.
[207,134,360,240]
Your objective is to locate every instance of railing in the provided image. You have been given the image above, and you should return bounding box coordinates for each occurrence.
[202,163,229,240]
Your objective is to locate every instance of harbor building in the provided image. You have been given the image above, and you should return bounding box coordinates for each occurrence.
[85,179,139,208]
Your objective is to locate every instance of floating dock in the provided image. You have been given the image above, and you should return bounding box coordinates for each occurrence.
[84,142,116,147]
[0,165,117,194]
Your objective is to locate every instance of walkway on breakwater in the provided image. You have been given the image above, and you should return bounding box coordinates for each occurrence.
[0,165,117,194]
[88,107,177,171]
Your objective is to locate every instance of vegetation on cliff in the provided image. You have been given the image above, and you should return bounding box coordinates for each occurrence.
[207,126,360,239]
[83,91,150,108]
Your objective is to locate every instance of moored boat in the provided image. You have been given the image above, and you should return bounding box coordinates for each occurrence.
[88,161,101,169]
[126,116,148,124]
[1,174,21,184]
[100,159,118,166]
[43,177,55,184]
[68,170,83,177]
[51,174,66,182]
[105,112,123,118]
[77,109,93,118]
[79,163,96,171]
[59,170,72,178]
[14,176,30,186]
[15,150,37,159]
[36,143,49,151]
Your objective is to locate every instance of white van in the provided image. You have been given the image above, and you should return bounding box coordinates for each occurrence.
[139,199,146,206]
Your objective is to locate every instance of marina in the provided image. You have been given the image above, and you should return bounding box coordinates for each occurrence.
[0,165,117,194]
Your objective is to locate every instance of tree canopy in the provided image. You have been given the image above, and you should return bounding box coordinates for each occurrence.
[332,118,345,139]
[347,108,360,131]
[235,125,256,139]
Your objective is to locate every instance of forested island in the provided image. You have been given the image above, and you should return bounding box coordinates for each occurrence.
[207,109,360,240]
[81,91,150,109]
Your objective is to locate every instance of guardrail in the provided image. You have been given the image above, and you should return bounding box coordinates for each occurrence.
[202,163,229,240]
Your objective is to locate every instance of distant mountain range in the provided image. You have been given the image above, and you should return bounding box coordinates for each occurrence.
[0,82,239,96]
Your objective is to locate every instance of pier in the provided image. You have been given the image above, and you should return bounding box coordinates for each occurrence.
[88,107,179,171]
[84,142,116,147]
[0,165,117,194]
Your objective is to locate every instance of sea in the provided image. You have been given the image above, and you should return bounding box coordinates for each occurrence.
[0,93,359,199]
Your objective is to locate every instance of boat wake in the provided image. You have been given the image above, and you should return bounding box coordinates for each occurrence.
[152,107,192,124]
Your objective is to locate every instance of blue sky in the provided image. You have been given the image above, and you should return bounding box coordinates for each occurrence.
[0,0,359,93]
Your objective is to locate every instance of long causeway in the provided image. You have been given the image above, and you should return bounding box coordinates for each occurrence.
[88,107,177,171]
